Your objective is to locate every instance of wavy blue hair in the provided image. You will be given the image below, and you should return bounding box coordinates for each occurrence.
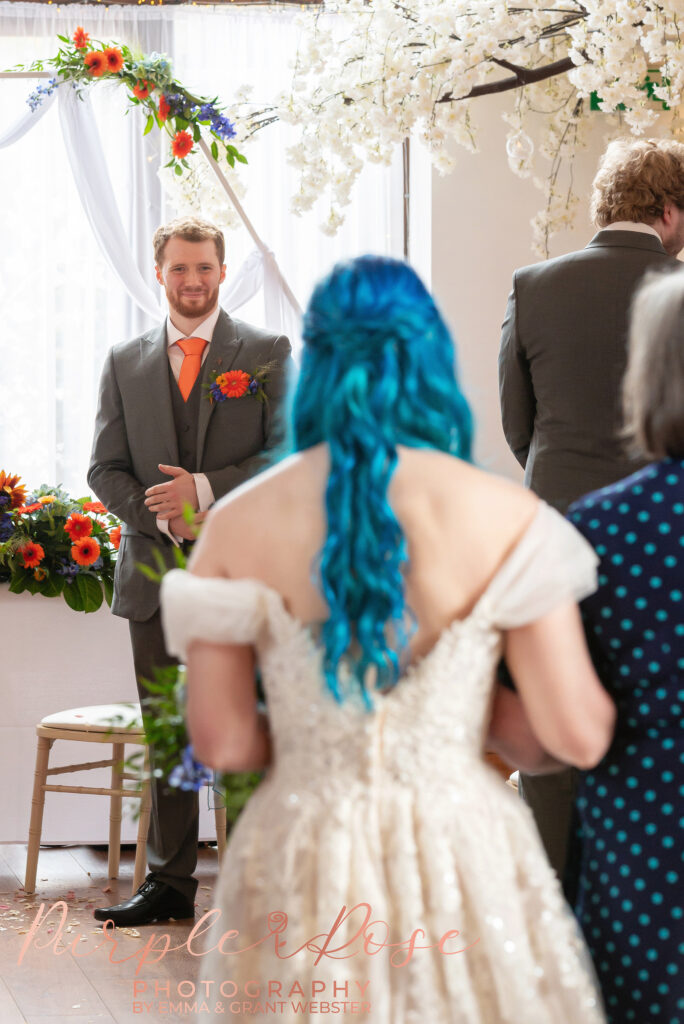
[294,255,473,706]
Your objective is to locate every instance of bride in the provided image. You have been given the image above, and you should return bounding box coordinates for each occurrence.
[161,255,614,1023]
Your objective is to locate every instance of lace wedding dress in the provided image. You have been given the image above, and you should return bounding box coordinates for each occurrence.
[162,503,606,1023]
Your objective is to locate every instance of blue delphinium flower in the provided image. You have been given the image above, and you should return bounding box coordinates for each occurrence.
[210,382,227,403]
[0,493,9,508]
[168,744,214,792]
[248,378,259,395]
[26,77,58,112]
[199,102,218,120]
[56,559,80,583]
[211,114,236,141]
[0,512,14,541]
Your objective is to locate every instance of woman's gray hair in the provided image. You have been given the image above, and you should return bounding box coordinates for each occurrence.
[624,267,684,458]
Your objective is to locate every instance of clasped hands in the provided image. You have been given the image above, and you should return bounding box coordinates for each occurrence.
[145,464,206,541]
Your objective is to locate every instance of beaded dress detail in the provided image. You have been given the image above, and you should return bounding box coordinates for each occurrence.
[162,503,606,1023]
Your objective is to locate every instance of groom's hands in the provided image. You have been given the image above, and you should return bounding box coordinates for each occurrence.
[144,464,198,520]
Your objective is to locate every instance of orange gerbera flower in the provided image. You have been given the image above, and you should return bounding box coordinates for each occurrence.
[84,51,106,77]
[71,536,101,567]
[73,26,90,50]
[15,502,42,515]
[39,495,56,504]
[34,568,47,582]
[0,470,27,510]
[171,130,194,159]
[83,500,107,514]
[103,47,124,74]
[158,95,170,122]
[132,79,154,101]
[64,512,93,541]
[109,525,121,551]
[20,542,45,569]
[218,370,251,398]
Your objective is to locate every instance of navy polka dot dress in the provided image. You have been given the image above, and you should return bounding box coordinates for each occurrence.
[568,459,684,1024]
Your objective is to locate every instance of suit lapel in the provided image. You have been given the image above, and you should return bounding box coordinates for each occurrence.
[197,309,244,464]
[140,323,179,465]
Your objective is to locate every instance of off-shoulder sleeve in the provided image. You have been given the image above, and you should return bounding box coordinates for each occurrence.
[480,503,599,630]
[161,570,270,660]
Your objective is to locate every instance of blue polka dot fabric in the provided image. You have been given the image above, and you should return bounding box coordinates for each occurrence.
[569,459,684,1024]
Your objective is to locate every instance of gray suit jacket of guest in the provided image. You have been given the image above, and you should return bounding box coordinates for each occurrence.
[498,230,680,510]
[88,309,292,621]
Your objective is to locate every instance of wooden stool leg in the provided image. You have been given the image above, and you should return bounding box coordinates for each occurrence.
[132,747,151,894]
[108,742,124,879]
[214,800,227,864]
[25,735,53,894]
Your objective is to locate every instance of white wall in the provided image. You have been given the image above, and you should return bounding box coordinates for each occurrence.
[430,94,674,481]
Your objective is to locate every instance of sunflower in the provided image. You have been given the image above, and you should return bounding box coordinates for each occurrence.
[65,512,93,541]
[71,537,101,567]
[20,542,45,569]
[0,470,27,510]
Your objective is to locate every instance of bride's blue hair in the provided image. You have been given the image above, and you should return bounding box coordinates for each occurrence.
[293,255,473,706]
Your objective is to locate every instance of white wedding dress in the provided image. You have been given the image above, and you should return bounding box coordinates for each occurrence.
[162,503,606,1023]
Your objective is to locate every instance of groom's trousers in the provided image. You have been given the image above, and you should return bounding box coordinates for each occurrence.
[129,610,199,904]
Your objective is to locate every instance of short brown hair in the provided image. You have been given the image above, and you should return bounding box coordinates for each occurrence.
[591,138,684,227]
[153,216,225,266]
[623,267,684,459]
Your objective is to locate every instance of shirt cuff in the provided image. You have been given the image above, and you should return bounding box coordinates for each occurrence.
[194,473,215,512]
[157,515,180,548]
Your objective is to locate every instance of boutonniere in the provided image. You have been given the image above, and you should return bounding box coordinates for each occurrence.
[206,361,277,405]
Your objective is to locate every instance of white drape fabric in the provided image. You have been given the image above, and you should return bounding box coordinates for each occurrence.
[0,2,413,493]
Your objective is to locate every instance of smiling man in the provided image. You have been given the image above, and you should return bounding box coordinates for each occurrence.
[88,217,292,926]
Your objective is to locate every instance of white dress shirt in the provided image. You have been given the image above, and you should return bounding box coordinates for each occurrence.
[602,221,662,240]
[156,307,219,543]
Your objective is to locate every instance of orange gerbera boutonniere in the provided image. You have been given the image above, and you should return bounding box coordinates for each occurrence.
[20,542,45,569]
[103,47,124,74]
[64,512,93,542]
[109,525,121,551]
[71,536,101,567]
[207,362,277,405]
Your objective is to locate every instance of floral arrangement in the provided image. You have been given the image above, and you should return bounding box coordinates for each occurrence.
[138,663,261,823]
[207,362,276,404]
[0,471,120,613]
[270,0,684,253]
[16,27,247,176]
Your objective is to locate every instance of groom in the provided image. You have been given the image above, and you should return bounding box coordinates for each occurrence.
[88,216,292,926]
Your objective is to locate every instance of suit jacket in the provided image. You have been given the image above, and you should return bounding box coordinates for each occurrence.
[498,230,680,510]
[88,309,292,621]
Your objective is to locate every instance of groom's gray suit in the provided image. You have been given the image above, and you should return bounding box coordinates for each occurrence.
[498,228,679,881]
[88,309,291,900]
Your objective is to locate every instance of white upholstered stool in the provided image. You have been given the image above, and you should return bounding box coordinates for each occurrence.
[24,703,226,895]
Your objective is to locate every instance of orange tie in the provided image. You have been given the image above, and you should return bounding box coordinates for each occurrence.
[177,336,208,401]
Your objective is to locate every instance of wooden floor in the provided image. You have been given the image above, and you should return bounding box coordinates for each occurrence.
[0,844,221,1023]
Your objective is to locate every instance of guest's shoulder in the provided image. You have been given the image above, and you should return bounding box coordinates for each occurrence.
[512,246,586,284]
[568,461,665,525]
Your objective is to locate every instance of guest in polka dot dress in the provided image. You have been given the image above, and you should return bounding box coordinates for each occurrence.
[568,269,684,1024]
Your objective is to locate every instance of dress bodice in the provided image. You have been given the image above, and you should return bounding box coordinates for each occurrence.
[162,502,597,793]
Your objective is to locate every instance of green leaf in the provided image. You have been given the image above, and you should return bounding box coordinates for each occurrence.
[57,34,70,44]
[144,113,154,135]
[41,575,64,598]
[137,562,163,584]
[63,581,85,612]
[192,123,201,143]
[210,140,219,161]
[176,117,188,131]
[235,153,248,165]
[226,152,235,168]
[174,164,183,176]
[103,576,114,607]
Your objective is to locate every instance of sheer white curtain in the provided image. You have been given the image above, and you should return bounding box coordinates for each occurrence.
[0,2,428,495]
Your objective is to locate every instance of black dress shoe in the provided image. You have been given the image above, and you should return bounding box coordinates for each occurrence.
[93,875,195,926]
